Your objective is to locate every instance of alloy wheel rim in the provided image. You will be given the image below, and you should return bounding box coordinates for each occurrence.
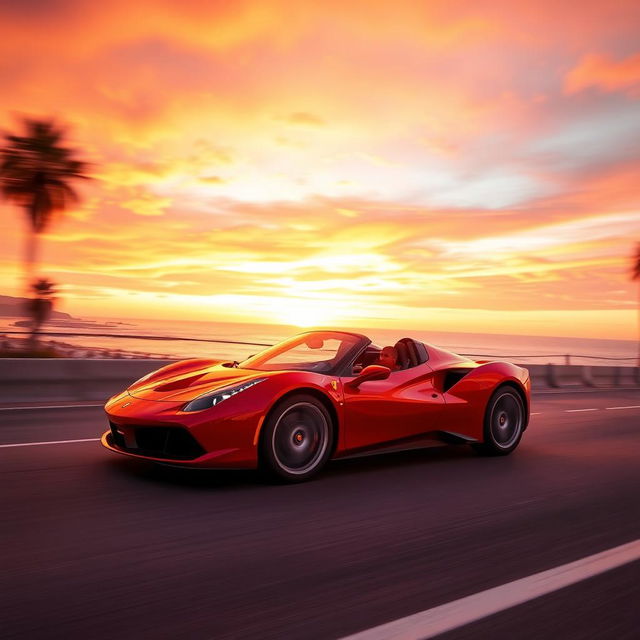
[272,402,329,474]
[490,392,523,448]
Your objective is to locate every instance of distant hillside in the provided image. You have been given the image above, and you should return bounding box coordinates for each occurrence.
[0,295,73,319]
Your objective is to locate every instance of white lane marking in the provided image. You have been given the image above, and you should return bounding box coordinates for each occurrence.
[605,405,640,410]
[565,408,599,413]
[0,404,103,411]
[340,539,640,640]
[530,412,541,415]
[0,438,100,448]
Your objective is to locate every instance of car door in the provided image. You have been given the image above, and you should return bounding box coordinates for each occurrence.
[341,365,446,452]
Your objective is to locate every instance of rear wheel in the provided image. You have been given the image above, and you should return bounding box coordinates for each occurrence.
[473,386,524,456]
[260,394,334,482]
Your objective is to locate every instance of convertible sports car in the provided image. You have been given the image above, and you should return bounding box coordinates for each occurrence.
[102,330,530,482]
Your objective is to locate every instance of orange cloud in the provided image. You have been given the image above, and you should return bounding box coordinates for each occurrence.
[565,52,640,95]
[121,195,172,217]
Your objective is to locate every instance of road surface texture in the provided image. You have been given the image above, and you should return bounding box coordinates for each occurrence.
[1,389,639,639]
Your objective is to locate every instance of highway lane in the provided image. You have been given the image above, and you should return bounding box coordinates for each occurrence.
[1,388,638,446]
[1,389,639,639]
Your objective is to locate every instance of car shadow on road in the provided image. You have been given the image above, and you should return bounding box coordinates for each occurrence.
[104,443,479,491]
[326,444,477,477]
[105,456,263,490]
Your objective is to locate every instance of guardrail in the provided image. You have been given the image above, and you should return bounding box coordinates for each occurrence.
[528,364,640,389]
[0,359,637,404]
[457,352,637,366]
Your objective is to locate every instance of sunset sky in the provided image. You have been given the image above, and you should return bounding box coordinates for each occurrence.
[1,0,639,339]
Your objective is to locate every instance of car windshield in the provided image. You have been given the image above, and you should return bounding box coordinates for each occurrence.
[238,332,363,373]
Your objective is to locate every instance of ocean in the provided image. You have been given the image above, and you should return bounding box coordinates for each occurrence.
[1,316,637,366]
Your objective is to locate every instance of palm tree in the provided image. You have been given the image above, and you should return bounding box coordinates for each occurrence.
[633,242,640,367]
[0,117,90,286]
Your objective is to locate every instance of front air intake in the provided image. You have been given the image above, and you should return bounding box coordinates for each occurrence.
[134,426,206,460]
[109,422,205,460]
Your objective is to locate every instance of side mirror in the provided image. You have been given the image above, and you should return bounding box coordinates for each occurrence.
[346,364,390,389]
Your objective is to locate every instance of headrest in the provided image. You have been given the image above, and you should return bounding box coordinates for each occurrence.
[393,341,410,370]
[395,338,425,368]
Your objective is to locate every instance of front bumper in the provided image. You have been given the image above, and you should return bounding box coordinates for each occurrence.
[102,392,262,469]
[101,430,246,468]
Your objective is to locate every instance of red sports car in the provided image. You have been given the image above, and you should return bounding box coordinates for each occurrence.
[102,330,530,482]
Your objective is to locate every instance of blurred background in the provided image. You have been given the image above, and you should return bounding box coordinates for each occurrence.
[1,0,639,363]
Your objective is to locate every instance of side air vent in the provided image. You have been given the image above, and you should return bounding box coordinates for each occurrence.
[442,368,474,392]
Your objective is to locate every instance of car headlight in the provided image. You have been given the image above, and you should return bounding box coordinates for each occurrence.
[182,378,267,412]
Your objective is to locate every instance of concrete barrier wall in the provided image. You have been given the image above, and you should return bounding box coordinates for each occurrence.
[0,359,637,404]
[0,359,177,402]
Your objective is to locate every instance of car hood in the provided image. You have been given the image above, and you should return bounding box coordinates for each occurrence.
[128,364,267,403]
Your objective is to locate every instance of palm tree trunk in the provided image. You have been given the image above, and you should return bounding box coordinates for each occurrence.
[23,226,38,294]
[23,216,40,348]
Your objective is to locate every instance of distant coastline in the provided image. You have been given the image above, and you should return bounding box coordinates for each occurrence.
[0,313,636,365]
[0,295,138,331]
[0,294,72,320]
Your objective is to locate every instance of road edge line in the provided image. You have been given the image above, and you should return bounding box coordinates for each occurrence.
[339,539,640,640]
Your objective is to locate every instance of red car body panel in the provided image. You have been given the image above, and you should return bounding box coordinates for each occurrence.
[102,332,530,469]
[341,365,446,451]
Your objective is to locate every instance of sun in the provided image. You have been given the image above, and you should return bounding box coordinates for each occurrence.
[271,298,344,328]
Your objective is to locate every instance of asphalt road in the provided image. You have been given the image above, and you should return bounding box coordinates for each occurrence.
[1,389,639,639]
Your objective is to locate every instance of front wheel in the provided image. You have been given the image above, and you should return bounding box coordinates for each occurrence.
[260,394,334,482]
[473,386,525,456]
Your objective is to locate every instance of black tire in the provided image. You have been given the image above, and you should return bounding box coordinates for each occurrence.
[260,394,334,482]
[473,386,525,456]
